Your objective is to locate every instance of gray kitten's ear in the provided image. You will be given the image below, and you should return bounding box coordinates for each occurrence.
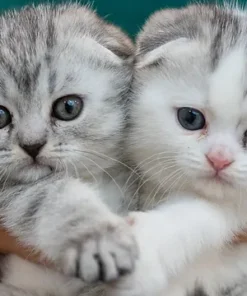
[60,5,135,64]
[135,6,203,68]
[103,23,135,62]
[91,28,134,66]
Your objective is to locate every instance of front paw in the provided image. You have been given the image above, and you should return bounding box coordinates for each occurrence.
[59,218,138,283]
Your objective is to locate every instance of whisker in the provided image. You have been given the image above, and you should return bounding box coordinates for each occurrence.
[138,158,175,185]
[123,159,165,194]
[124,154,179,192]
[72,149,138,175]
[174,173,188,197]
[144,168,182,209]
[82,154,125,199]
[78,159,98,184]
[132,165,165,202]
[61,160,68,179]
[135,163,178,206]
[135,151,180,170]
[0,167,7,180]
[1,168,12,192]
[68,159,80,179]
[166,170,185,197]
[70,149,141,195]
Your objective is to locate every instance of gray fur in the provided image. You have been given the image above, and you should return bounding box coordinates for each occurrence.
[136,4,245,69]
[0,3,136,296]
[220,276,247,296]
[188,286,209,296]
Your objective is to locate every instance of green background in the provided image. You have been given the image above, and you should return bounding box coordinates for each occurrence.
[0,0,191,37]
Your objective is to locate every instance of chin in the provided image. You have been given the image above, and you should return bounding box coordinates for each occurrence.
[190,175,238,201]
[13,165,53,183]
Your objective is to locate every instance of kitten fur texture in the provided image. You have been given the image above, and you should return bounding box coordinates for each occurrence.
[0,4,137,296]
[108,4,247,296]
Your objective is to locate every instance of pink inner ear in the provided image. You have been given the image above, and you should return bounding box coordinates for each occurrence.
[206,145,234,171]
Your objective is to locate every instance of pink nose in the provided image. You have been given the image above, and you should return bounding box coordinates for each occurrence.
[206,149,233,171]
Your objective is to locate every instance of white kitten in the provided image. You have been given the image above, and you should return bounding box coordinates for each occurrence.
[109,4,247,296]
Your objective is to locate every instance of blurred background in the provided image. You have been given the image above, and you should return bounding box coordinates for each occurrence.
[0,0,207,37]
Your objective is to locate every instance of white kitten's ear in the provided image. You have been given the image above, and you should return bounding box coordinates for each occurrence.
[136,38,201,69]
[135,6,203,68]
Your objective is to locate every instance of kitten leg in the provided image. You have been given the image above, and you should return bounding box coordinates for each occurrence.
[0,176,137,284]
[107,194,240,296]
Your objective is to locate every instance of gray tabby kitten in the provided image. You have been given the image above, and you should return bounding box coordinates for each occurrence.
[108,4,247,296]
[0,4,137,296]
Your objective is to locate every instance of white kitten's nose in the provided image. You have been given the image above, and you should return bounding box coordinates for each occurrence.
[206,146,234,171]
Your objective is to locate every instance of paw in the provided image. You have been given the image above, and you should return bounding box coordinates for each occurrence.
[60,219,138,283]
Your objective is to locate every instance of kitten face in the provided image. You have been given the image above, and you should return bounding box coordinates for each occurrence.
[131,5,247,201]
[0,4,133,183]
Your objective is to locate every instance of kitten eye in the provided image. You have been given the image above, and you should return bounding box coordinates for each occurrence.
[0,106,11,129]
[177,107,205,131]
[52,95,83,121]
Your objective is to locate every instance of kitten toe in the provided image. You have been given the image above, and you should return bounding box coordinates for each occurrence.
[112,248,135,276]
[79,240,101,283]
[61,247,79,277]
[80,238,136,283]
[81,221,138,284]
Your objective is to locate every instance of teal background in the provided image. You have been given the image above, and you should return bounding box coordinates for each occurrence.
[0,0,191,37]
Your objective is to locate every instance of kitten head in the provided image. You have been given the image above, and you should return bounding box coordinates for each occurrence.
[130,4,247,201]
[0,4,134,183]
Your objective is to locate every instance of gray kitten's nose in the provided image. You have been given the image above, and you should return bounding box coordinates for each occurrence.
[20,142,46,159]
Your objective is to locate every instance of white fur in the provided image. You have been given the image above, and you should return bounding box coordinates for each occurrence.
[136,38,202,69]
[109,6,247,296]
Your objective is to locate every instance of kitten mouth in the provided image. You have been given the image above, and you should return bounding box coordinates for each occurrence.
[22,162,53,175]
[20,159,54,175]
[213,175,224,183]
[23,160,51,170]
[18,157,62,179]
[205,172,232,186]
[30,158,63,175]
[13,161,54,183]
[33,163,52,170]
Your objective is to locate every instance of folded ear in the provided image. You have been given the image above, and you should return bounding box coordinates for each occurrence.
[135,6,207,68]
[136,38,201,69]
[73,35,134,66]
[60,5,135,65]
[102,23,135,62]
[81,22,134,66]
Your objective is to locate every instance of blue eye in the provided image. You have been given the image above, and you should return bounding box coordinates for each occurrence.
[52,95,83,121]
[177,107,205,131]
[0,106,11,129]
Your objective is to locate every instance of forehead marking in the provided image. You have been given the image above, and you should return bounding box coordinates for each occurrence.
[208,47,245,125]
